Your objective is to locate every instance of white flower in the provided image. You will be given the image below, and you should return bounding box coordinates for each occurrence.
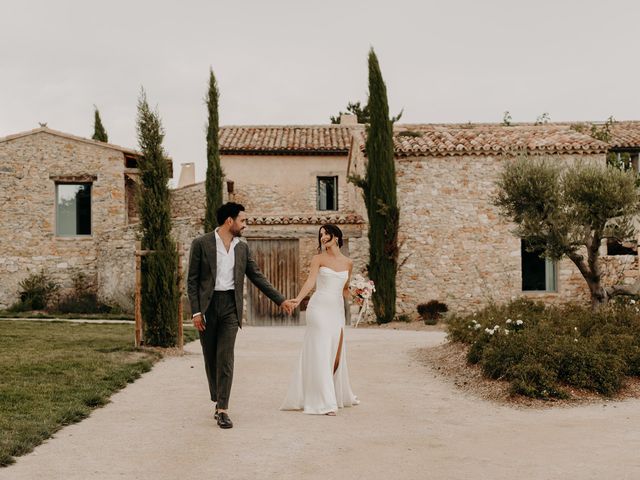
[631,299,636,305]
[516,319,523,326]
[504,329,510,335]
[506,319,512,324]
[574,338,578,342]
[485,328,495,335]
[474,323,481,329]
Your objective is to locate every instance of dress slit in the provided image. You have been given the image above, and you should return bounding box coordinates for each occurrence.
[333,328,344,375]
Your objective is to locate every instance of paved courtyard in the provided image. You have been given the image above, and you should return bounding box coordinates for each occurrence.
[1,326,639,480]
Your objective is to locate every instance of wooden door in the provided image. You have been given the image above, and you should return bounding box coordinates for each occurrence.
[246,239,300,325]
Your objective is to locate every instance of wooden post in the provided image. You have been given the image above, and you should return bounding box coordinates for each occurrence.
[177,242,184,351]
[134,241,143,347]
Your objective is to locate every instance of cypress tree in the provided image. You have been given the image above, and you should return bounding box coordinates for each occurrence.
[363,48,399,324]
[204,68,224,232]
[92,106,109,142]
[136,89,179,347]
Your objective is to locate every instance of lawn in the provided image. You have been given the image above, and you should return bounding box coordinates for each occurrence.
[0,320,198,467]
[0,310,134,320]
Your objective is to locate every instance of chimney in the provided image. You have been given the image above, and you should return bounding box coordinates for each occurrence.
[339,114,358,125]
[177,162,195,188]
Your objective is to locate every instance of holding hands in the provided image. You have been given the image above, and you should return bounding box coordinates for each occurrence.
[281,299,300,315]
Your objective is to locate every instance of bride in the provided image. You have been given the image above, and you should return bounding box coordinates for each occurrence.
[280,224,359,415]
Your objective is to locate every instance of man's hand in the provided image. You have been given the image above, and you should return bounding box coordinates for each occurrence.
[193,313,206,332]
[281,299,299,315]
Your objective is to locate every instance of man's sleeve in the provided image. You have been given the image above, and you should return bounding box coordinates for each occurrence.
[187,238,202,315]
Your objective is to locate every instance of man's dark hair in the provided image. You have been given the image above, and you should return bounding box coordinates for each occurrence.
[318,224,344,252]
[216,202,245,226]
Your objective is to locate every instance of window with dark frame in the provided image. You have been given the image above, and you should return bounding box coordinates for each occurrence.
[521,240,557,292]
[56,183,92,236]
[317,176,338,211]
[607,238,638,256]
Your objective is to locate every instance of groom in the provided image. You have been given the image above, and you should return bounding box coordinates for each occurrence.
[187,202,294,429]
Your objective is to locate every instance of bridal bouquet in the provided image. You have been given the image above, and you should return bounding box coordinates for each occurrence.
[349,274,375,306]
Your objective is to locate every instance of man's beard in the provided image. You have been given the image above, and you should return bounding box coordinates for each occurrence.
[231,227,244,237]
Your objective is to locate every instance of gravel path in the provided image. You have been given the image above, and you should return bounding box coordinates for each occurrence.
[2,327,639,480]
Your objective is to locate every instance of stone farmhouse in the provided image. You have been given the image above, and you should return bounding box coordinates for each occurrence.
[0,127,146,310]
[1,119,640,322]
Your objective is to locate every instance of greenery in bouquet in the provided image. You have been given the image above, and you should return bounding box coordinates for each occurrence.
[349,274,375,306]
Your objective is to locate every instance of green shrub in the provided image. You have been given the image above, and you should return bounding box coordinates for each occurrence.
[509,361,568,399]
[417,300,448,325]
[556,339,625,395]
[9,270,60,311]
[447,299,640,399]
[56,272,112,314]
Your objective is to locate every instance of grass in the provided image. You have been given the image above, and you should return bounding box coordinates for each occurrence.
[0,320,198,467]
[0,310,134,320]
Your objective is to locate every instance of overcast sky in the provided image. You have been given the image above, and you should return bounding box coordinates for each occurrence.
[2,0,639,183]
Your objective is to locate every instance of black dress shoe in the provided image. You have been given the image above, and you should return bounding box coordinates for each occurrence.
[217,412,233,429]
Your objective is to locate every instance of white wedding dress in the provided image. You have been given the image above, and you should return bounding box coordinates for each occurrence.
[281,266,359,414]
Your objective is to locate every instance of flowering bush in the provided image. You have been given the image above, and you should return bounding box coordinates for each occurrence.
[349,274,375,306]
[447,299,640,399]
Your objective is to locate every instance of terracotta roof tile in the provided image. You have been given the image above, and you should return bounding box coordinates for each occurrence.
[390,124,609,157]
[607,122,640,149]
[247,213,365,225]
[220,126,354,155]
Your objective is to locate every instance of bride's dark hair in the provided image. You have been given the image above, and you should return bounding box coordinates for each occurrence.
[318,224,344,252]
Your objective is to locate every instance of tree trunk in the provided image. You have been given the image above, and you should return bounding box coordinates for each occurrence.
[587,278,608,310]
[567,249,608,310]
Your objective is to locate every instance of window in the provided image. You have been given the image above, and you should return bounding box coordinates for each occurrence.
[317,176,338,211]
[607,238,638,256]
[521,240,556,292]
[56,183,92,236]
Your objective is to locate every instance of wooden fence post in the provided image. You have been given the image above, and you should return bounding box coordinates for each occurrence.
[177,242,184,350]
[135,241,143,347]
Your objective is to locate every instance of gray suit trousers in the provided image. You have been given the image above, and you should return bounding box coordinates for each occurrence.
[199,290,238,410]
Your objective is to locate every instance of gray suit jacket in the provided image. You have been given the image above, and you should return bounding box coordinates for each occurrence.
[187,233,285,327]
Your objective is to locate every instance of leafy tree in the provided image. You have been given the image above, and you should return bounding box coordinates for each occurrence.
[136,89,179,346]
[534,112,550,125]
[330,101,370,124]
[502,111,512,126]
[493,156,640,308]
[351,48,400,323]
[92,106,108,142]
[204,68,224,233]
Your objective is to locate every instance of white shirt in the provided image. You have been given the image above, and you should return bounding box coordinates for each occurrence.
[214,228,239,291]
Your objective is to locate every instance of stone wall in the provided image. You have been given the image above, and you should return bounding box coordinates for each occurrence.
[393,152,636,315]
[220,154,351,215]
[95,216,204,313]
[171,182,206,220]
[96,225,137,311]
[0,131,129,308]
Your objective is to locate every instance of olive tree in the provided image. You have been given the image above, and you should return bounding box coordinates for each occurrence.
[493,156,640,309]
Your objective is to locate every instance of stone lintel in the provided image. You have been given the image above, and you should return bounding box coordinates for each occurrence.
[49,174,98,183]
